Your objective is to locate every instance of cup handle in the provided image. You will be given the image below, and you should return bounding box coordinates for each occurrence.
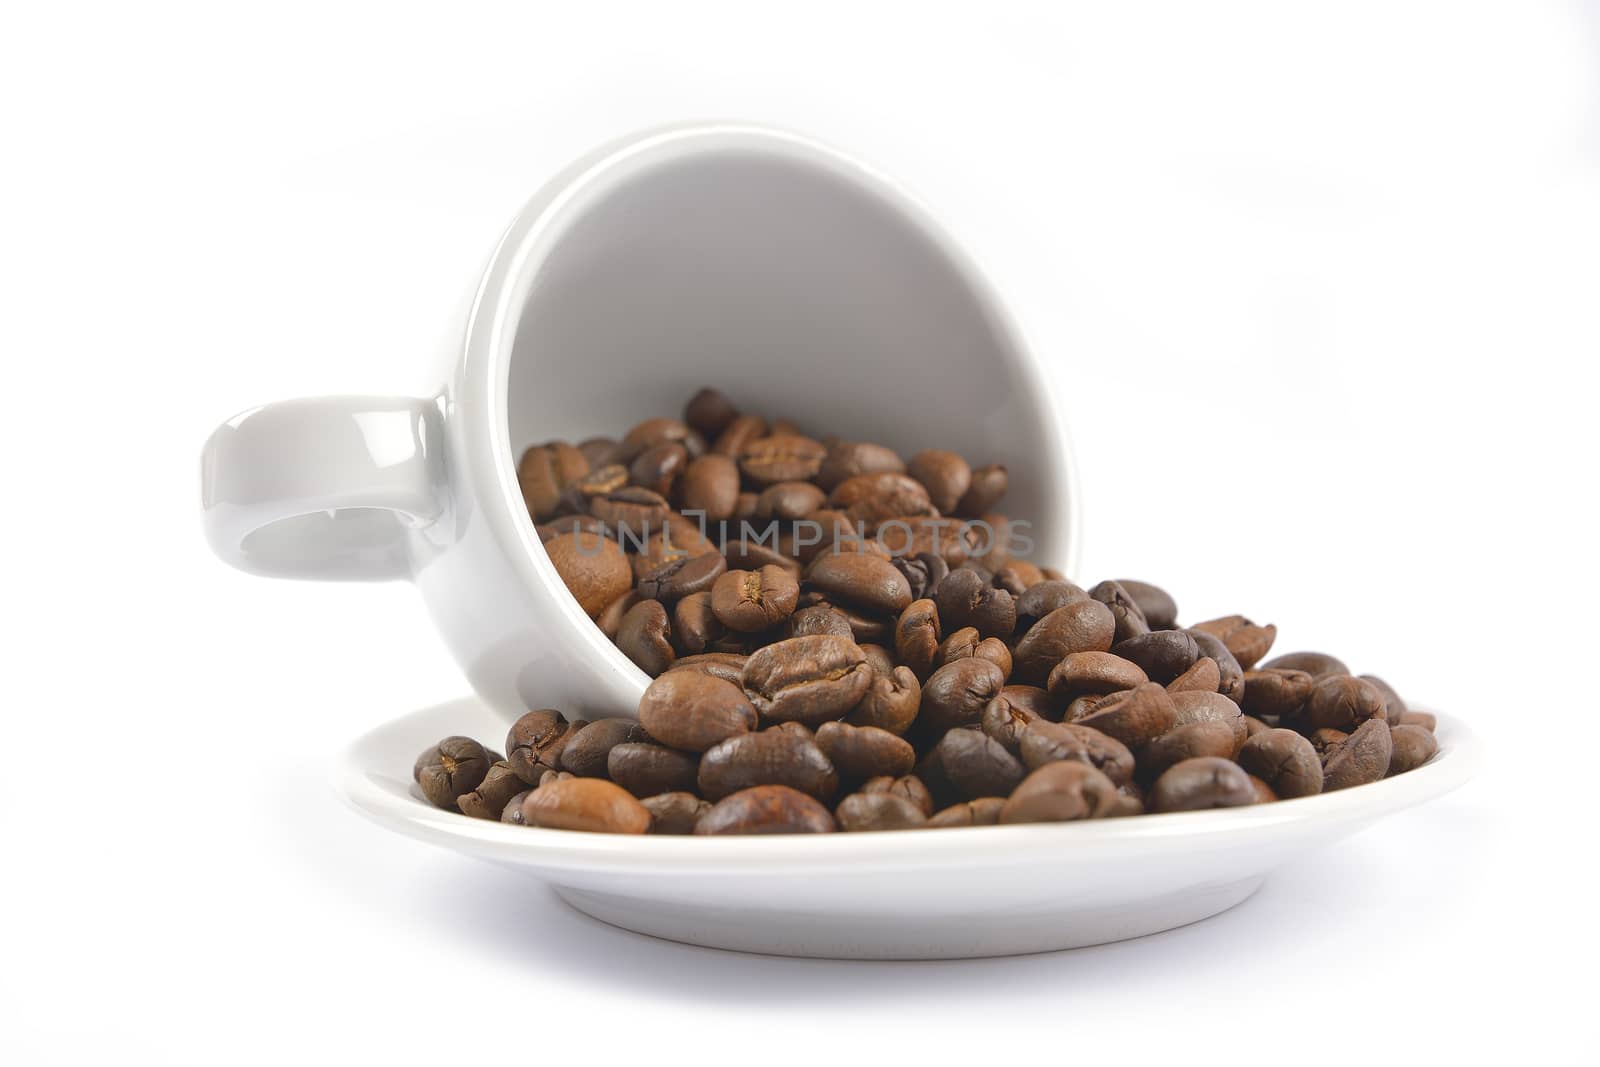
[201,396,445,581]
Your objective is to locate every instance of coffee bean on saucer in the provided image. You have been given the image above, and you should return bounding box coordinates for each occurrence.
[1012,600,1115,685]
[1148,757,1257,812]
[836,792,928,831]
[637,670,758,752]
[607,742,699,797]
[1387,724,1439,776]
[1115,580,1178,630]
[846,665,922,735]
[694,785,837,834]
[453,758,524,819]
[521,777,651,833]
[1260,651,1350,679]
[1189,615,1277,671]
[698,728,840,801]
[919,657,1007,733]
[936,728,1026,799]
[1236,728,1324,798]
[1112,630,1201,684]
[741,635,874,726]
[999,761,1124,823]
[926,797,1007,828]
[1298,675,1388,732]
[1016,720,1136,786]
[642,792,713,835]
[814,721,916,781]
[505,710,581,784]
[1323,719,1394,791]
[559,718,650,777]
[934,566,1016,640]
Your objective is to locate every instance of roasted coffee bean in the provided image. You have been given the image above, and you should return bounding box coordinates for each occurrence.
[521,777,651,833]
[1242,667,1315,718]
[590,486,672,538]
[859,642,897,676]
[1190,615,1277,671]
[1309,728,1350,758]
[847,665,921,735]
[578,437,622,469]
[1089,580,1151,645]
[1169,690,1248,752]
[787,604,854,639]
[1112,630,1200,684]
[1046,651,1148,701]
[596,589,642,641]
[672,591,726,654]
[669,649,749,685]
[755,481,826,520]
[1299,675,1388,732]
[607,742,699,797]
[629,442,688,498]
[1138,721,1238,781]
[1013,600,1116,685]
[828,472,935,529]
[1000,761,1124,823]
[1014,580,1089,630]
[501,790,533,825]
[1387,724,1439,775]
[710,413,768,457]
[954,464,1007,517]
[506,711,581,785]
[1000,684,1056,719]
[1185,629,1245,704]
[412,742,492,809]
[684,387,739,440]
[926,797,1007,828]
[722,539,802,578]
[637,671,757,752]
[836,792,928,831]
[933,566,1016,640]
[742,635,874,725]
[894,599,941,679]
[1016,720,1136,785]
[1116,580,1178,630]
[815,721,916,781]
[698,728,840,801]
[1260,651,1350,679]
[518,441,590,521]
[933,626,981,671]
[891,551,949,601]
[973,637,1013,679]
[539,770,574,787]
[1323,719,1394,791]
[861,774,935,816]
[816,440,905,491]
[560,718,650,777]
[694,784,837,834]
[1360,674,1407,720]
[920,657,1007,733]
[1405,710,1438,732]
[637,551,726,603]
[806,552,914,617]
[995,561,1045,595]
[711,565,800,632]
[740,434,827,485]
[642,791,712,834]
[544,531,633,619]
[679,453,741,522]
[1148,757,1256,812]
[537,514,610,542]
[906,450,972,515]
[1063,692,1108,723]
[615,599,675,676]
[453,759,524,819]
[1168,657,1222,694]
[1243,714,1272,737]
[1237,729,1324,798]
[569,462,630,503]
[981,694,1043,755]
[1077,682,1178,748]
[936,728,1026,798]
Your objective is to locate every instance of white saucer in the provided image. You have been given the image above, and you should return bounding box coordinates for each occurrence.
[337,697,1480,959]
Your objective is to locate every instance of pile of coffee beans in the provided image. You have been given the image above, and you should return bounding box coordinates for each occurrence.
[408,389,1441,834]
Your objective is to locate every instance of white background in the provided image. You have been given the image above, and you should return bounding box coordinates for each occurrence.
[3,2,1596,1062]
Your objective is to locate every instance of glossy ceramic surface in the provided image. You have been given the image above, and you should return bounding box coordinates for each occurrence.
[201,124,1079,724]
[339,695,1481,959]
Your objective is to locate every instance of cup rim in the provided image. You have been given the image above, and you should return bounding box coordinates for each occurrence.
[461,122,1083,699]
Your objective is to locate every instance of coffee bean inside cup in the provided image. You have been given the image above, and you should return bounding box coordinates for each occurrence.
[405,388,1449,833]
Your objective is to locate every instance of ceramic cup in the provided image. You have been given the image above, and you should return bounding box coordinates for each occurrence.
[201,123,1081,722]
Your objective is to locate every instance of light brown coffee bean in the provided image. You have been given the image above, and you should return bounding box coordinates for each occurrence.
[1169,690,1248,753]
[521,778,651,833]
[740,434,827,485]
[1012,600,1117,685]
[846,665,921,735]
[861,773,935,816]
[1242,667,1316,718]
[1138,721,1239,780]
[1167,657,1222,694]
[816,441,905,491]
[828,472,935,529]
[637,670,758,752]
[679,453,741,522]
[615,599,675,676]
[1076,682,1178,748]
[954,464,1008,517]
[1000,761,1124,823]
[806,552,914,616]
[906,450,972,515]
[1261,651,1350,679]
[919,657,1007,733]
[926,797,1007,828]
[518,441,590,521]
[741,635,874,726]
[642,791,712,835]
[814,721,916,781]
[1387,724,1439,775]
[1190,615,1278,671]
[711,565,800,632]
[1046,651,1148,701]
[544,531,633,619]
[835,792,928,831]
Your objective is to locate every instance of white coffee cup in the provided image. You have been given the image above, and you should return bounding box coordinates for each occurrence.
[201,123,1081,723]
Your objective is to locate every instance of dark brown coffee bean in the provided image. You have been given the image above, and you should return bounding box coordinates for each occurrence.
[684,387,739,439]
[607,742,699,797]
[637,671,757,752]
[709,413,766,457]
[927,797,1007,828]
[1244,714,1272,737]
[805,552,914,617]
[544,531,633,619]
[1323,719,1394,791]
[711,565,800,632]
[836,792,928,831]
[847,665,921,735]
[787,603,854,639]
[1245,775,1278,803]
[637,551,725,603]
[1237,729,1323,798]
[521,777,651,833]
[954,464,1007,517]
[1000,684,1057,719]
[671,591,725,654]
[828,472,935,529]
[981,694,1043,754]
[455,760,525,819]
[1309,728,1350,758]
[1404,710,1437,732]
[596,589,641,641]
[740,433,827,485]
[888,551,945,602]
[505,710,578,784]
[1089,580,1151,645]
[679,453,741,522]
[815,721,916,781]
[1138,721,1239,780]
[642,791,712,835]
[1360,674,1407,720]
[1188,615,1277,671]
[518,441,590,521]
[933,626,980,670]
[1261,651,1350,679]
[741,635,874,725]
[1241,667,1314,718]
[1115,580,1178,630]
[577,437,622,469]
[1077,682,1178,748]
[559,718,650,777]
[615,599,675,676]
[861,773,935,816]
[567,462,631,505]
[501,790,532,825]
[816,440,905,491]
[1046,651,1148,701]
[1184,629,1244,704]
[993,561,1045,597]
[694,784,837,834]
[1112,630,1200,684]
[698,728,840,801]
[936,728,1026,798]
[539,770,574,787]
[906,449,972,514]
[920,657,1007,733]
[1170,690,1248,753]
[1148,757,1257,812]
[590,486,671,536]
[628,442,687,498]
[972,637,1012,679]
[933,566,1016,640]
[1000,761,1124,823]
[754,480,825,520]
[1167,657,1222,694]
[1017,720,1136,785]
[859,642,896,677]
[1013,599,1116,685]
[1387,724,1438,775]
[1299,675,1388,732]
